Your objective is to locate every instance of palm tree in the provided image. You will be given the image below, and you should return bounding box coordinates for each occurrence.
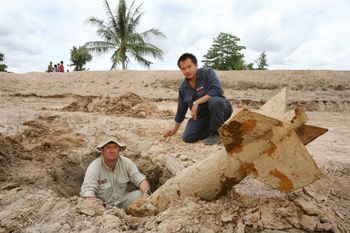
[85,0,166,70]
[69,46,93,71]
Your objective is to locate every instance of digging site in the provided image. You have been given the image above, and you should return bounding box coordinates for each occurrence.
[0,70,349,232]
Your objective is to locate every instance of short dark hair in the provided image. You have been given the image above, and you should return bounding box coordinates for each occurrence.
[177,53,197,68]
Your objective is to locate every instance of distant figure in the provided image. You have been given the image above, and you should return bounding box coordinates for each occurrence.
[59,61,65,72]
[47,61,53,72]
[56,63,60,72]
[53,64,57,72]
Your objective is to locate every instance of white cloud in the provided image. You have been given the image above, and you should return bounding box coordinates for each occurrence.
[0,0,349,72]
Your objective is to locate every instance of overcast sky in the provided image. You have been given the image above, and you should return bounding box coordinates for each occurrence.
[1,0,349,73]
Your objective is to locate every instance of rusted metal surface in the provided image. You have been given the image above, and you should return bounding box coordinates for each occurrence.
[296,124,328,145]
[220,109,322,192]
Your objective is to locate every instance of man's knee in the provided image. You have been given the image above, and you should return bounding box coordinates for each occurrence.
[208,97,224,111]
[182,133,198,143]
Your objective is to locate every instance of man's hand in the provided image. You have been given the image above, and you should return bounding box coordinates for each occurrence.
[164,122,180,139]
[139,180,151,199]
[163,128,177,138]
[191,102,199,120]
[142,192,150,199]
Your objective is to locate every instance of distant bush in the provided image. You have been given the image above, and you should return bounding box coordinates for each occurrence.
[0,52,8,72]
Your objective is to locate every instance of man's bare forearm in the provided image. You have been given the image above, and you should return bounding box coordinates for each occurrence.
[139,180,151,193]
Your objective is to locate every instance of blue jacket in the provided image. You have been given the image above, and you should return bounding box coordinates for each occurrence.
[175,67,226,123]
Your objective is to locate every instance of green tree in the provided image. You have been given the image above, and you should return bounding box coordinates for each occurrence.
[255,51,268,70]
[69,46,93,71]
[202,32,246,70]
[0,52,8,72]
[85,0,166,70]
[245,62,255,70]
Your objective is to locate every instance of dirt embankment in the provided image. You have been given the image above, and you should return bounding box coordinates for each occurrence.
[0,70,349,232]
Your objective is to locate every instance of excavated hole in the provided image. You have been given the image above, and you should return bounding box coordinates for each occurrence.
[0,136,172,198]
[48,151,172,197]
[125,152,173,193]
[47,151,98,197]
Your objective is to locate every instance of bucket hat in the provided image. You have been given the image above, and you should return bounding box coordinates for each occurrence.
[96,136,126,151]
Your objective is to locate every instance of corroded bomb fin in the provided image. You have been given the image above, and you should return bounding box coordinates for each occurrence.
[283,108,328,145]
[257,87,287,120]
[255,87,328,146]
[219,109,321,192]
[252,126,321,191]
[296,124,328,145]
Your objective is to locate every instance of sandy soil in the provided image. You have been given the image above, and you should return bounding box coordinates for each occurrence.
[0,70,349,233]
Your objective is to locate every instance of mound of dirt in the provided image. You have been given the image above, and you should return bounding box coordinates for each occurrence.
[19,115,86,154]
[140,191,347,233]
[0,187,346,233]
[63,92,173,118]
[0,133,31,183]
[0,134,30,163]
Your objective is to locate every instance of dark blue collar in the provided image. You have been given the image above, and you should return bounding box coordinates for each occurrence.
[183,68,203,88]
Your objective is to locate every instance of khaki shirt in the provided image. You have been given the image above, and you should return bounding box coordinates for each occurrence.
[80,156,146,206]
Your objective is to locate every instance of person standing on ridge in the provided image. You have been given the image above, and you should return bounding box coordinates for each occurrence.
[59,61,65,72]
[47,61,53,72]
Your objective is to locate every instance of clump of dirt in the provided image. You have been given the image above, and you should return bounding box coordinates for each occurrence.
[0,133,32,183]
[2,187,345,233]
[63,92,173,118]
[0,133,30,163]
[18,115,85,154]
[135,189,347,233]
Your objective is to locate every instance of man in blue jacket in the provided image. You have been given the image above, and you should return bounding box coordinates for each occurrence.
[164,53,232,145]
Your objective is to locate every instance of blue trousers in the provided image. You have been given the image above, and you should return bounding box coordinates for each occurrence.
[183,97,233,143]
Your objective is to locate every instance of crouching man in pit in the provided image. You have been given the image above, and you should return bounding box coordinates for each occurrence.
[80,136,151,210]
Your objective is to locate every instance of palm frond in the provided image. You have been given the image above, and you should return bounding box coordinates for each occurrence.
[86,16,106,29]
[128,2,143,30]
[103,0,118,32]
[126,0,137,22]
[85,41,116,55]
[133,53,152,68]
[86,16,116,43]
[141,29,167,40]
[128,40,164,60]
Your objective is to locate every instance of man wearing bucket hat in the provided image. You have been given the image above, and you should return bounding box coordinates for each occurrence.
[80,136,151,210]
